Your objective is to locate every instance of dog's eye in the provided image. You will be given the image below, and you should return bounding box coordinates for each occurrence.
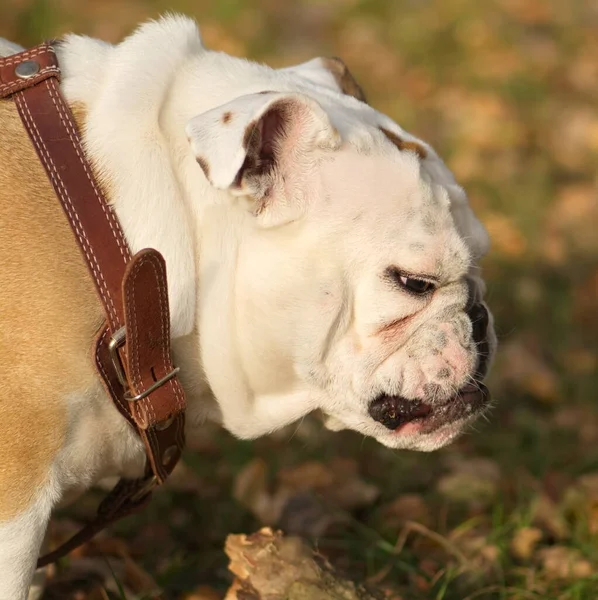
[398,275,435,295]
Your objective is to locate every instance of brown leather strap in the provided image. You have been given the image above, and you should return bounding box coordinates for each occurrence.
[122,250,186,481]
[4,46,131,331]
[0,43,187,566]
[36,476,154,568]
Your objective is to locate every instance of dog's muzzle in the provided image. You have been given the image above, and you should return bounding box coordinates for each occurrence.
[368,302,491,432]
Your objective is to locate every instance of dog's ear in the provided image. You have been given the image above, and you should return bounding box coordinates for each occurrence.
[280,57,367,103]
[186,92,340,199]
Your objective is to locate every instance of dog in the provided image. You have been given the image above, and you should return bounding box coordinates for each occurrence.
[0,14,495,598]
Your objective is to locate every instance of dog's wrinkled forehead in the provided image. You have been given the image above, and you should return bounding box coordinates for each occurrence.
[314,144,473,282]
[314,98,490,264]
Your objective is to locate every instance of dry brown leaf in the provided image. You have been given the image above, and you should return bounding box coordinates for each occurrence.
[380,494,432,528]
[224,579,246,600]
[510,527,543,561]
[562,473,598,534]
[544,185,598,262]
[183,585,224,600]
[233,458,287,525]
[277,491,342,537]
[568,44,598,94]
[444,456,501,481]
[548,108,598,170]
[437,457,501,508]
[500,0,555,25]
[483,213,527,258]
[278,461,336,489]
[574,270,598,329]
[225,527,384,599]
[553,406,598,444]
[500,340,560,403]
[562,349,598,376]
[531,494,570,540]
[234,458,379,529]
[317,458,380,510]
[538,546,593,580]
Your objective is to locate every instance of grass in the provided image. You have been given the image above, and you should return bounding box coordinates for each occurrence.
[2,0,597,598]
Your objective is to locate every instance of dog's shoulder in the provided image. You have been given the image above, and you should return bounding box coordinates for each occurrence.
[0,98,103,521]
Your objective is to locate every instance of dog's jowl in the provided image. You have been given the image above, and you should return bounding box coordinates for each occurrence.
[0,15,495,599]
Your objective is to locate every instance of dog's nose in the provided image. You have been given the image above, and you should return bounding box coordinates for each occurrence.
[467,302,490,378]
[467,302,489,345]
[368,395,432,430]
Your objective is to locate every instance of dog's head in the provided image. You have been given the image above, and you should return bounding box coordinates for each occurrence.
[185,63,495,450]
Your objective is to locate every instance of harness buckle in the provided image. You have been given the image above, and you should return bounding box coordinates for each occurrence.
[108,326,180,402]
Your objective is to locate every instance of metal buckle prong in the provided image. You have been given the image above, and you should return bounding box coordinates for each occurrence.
[108,326,128,387]
[109,326,180,402]
[124,367,180,403]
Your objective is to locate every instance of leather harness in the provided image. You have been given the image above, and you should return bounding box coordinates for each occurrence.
[0,43,187,568]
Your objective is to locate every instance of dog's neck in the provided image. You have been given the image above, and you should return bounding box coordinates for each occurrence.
[56,19,275,432]
[56,18,352,439]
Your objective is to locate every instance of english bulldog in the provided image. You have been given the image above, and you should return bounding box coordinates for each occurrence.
[0,15,495,599]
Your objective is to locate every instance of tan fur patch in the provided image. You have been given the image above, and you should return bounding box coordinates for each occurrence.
[222,111,233,124]
[379,127,427,160]
[321,57,367,103]
[0,99,103,521]
[70,101,88,132]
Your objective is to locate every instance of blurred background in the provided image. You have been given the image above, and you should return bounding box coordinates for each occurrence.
[2,0,597,598]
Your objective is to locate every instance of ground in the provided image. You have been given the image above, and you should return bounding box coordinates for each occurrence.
[1,0,597,598]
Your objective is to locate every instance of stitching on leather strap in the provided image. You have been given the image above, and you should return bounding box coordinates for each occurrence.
[46,79,130,263]
[0,45,55,67]
[126,254,170,481]
[15,90,120,327]
[0,66,60,95]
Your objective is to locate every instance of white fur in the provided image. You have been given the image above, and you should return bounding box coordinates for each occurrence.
[0,38,24,57]
[1,15,495,596]
[0,485,53,600]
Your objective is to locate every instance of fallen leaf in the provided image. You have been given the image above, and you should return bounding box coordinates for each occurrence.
[380,494,432,529]
[531,494,570,540]
[510,527,543,561]
[277,491,342,537]
[562,473,598,534]
[483,212,527,258]
[444,456,501,481]
[183,585,224,600]
[437,457,501,508]
[225,528,384,599]
[233,458,287,525]
[500,340,560,403]
[234,458,380,529]
[574,269,598,329]
[537,546,593,580]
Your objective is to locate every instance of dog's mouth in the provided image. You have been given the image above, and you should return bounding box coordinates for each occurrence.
[368,381,490,435]
[367,300,493,437]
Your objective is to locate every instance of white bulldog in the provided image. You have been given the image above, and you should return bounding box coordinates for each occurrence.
[0,15,495,599]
